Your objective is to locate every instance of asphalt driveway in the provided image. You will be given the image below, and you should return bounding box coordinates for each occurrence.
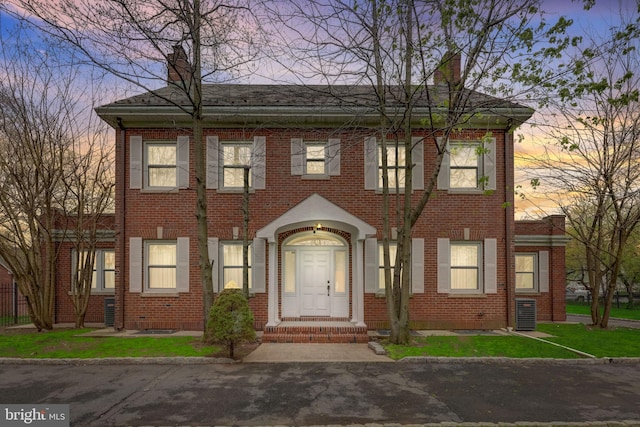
[1,360,639,426]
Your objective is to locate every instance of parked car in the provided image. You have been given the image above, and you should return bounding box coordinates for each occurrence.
[566,285,590,302]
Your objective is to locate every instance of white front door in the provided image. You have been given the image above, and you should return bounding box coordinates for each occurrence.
[300,250,331,316]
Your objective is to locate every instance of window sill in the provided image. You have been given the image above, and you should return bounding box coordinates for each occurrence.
[446,189,484,195]
[141,292,180,297]
[515,291,540,296]
[302,174,330,180]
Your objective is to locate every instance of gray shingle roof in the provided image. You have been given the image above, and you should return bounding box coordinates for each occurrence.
[96,84,533,128]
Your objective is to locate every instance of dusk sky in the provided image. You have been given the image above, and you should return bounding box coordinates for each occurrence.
[0,0,637,219]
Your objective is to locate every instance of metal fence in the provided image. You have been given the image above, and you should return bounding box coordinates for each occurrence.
[0,282,30,327]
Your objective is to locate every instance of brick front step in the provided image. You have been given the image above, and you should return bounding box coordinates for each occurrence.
[262,318,370,343]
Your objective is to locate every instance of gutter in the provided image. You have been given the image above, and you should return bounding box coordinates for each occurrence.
[116,118,126,331]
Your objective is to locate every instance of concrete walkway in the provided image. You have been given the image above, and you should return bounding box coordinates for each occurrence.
[242,343,393,362]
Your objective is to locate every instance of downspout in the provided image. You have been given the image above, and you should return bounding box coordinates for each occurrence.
[116,118,126,331]
[505,122,514,328]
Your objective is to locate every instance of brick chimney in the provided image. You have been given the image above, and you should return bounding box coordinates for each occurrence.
[433,51,461,86]
[167,45,191,84]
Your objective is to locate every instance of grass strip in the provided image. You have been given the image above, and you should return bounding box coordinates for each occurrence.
[383,334,581,360]
[566,301,640,320]
[536,323,640,358]
[0,328,221,359]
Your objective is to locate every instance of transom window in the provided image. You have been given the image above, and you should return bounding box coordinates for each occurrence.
[222,242,252,290]
[305,143,326,175]
[146,242,177,290]
[146,143,177,187]
[450,242,481,291]
[516,254,537,292]
[378,145,406,189]
[222,142,252,188]
[450,143,481,189]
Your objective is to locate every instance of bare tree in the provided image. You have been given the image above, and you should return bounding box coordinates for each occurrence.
[2,0,265,327]
[0,25,99,330]
[65,134,115,328]
[521,12,640,327]
[267,0,575,343]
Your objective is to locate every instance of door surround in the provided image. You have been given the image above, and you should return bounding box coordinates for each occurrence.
[281,230,349,318]
[255,193,376,327]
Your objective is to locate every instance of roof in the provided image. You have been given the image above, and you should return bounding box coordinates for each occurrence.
[96,84,534,129]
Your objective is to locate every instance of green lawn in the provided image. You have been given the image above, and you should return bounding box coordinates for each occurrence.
[566,301,640,320]
[383,323,640,360]
[0,328,221,358]
[384,334,580,360]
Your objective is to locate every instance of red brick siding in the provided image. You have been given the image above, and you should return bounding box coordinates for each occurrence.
[111,127,563,331]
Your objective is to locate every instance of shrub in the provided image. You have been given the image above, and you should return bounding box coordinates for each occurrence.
[206,289,256,358]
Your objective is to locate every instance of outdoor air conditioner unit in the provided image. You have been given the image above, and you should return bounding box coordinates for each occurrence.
[515,298,536,331]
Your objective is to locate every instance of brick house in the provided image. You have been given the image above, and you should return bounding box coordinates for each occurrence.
[92,54,568,340]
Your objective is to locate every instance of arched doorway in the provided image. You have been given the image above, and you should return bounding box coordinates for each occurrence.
[282,231,349,318]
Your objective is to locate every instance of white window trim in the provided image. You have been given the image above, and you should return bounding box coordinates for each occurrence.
[449,142,482,191]
[292,138,340,178]
[304,141,328,176]
[437,137,496,193]
[71,249,115,294]
[377,144,407,192]
[515,253,539,293]
[220,241,253,292]
[144,141,177,190]
[221,141,253,190]
[449,241,483,294]
[144,240,178,293]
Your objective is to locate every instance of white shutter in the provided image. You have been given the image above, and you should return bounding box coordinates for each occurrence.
[412,137,424,191]
[328,138,341,176]
[206,136,219,189]
[252,238,266,293]
[364,238,378,292]
[364,137,377,190]
[291,138,304,175]
[208,237,219,292]
[539,251,549,292]
[129,237,142,293]
[177,135,189,189]
[484,238,497,294]
[483,137,497,191]
[130,135,143,189]
[411,238,424,294]
[437,138,449,190]
[252,136,266,190]
[176,237,189,292]
[437,238,450,293]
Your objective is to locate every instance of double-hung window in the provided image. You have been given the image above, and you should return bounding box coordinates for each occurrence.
[450,242,482,292]
[146,143,177,188]
[130,135,188,190]
[516,253,537,292]
[437,137,496,192]
[305,143,326,175]
[222,242,252,290]
[378,242,397,292]
[378,144,406,189]
[449,143,481,190]
[222,142,252,188]
[72,249,115,293]
[146,241,177,290]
